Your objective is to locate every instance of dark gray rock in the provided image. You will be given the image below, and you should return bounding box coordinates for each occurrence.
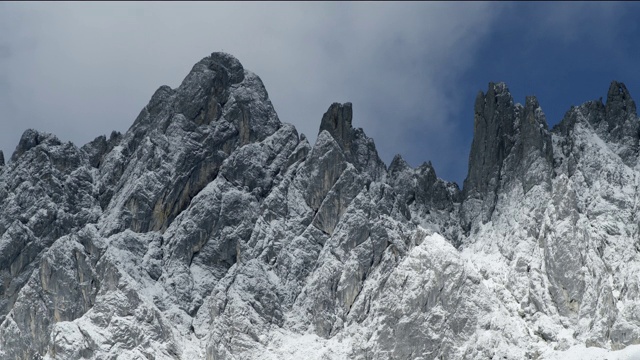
[81,135,108,168]
[461,83,518,227]
[0,129,101,359]
[95,52,281,236]
[508,96,554,193]
[461,83,553,231]
[605,81,637,134]
[302,130,348,213]
[554,81,639,166]
[602,81,639,164]
[10,129,62,163]
[319,102,354,152]
[319,102,386,183]
[81,131,122,168]
[463,83,517,199]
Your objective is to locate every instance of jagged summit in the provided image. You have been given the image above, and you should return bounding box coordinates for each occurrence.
[388,153,411,175]
[317,101,387,183]
[319,102,354,151]
[552,80,639,166]
[1,52,640,359]
[606,80,637,121]
[10,129,61,163]
[462,82,553,228]
[464,82,518,198]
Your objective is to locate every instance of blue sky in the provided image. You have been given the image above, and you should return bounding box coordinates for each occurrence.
[1,2,639,186]
[417,2,640,183]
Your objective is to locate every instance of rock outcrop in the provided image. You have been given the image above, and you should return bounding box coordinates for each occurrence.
[0,53,639,359]
[462,83,554,232]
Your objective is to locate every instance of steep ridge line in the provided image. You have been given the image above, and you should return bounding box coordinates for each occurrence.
[0,52,639,359]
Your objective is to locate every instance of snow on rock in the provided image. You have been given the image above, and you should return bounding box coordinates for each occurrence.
[0,53,639,360]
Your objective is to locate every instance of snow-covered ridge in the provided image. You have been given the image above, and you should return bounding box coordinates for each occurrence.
[0,52,639,359]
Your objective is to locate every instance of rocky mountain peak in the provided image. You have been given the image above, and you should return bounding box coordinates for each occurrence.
[554,81,639,166]
[463,82,517,219]
[388,154,411,176]
[465,82,516,197]
[80,131,123,168]
[93,51,282,235]
[319,102,354,152]
[606,80,637,121]
[462,82,552,229]
[2,51,640,360]
[604,81,640,163]
[0,151,4,167]
[208,51,246,85]
[317,102,386,183]
[10,129,63,163]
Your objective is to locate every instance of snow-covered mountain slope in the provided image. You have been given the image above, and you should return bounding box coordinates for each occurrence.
[0,52,639,359]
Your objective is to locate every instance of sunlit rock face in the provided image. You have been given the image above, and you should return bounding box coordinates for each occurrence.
[0,52,639,359]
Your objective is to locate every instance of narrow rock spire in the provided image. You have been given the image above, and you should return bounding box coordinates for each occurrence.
[463,82,517,199]
[317,102,386,182]
[462,82,552,228]
[606,81,637,124]
[319,102,354,152]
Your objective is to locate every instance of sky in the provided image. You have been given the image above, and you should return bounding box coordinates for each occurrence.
[1,2,640,186]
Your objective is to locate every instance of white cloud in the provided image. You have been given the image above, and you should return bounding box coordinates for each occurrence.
[0,2,502,182]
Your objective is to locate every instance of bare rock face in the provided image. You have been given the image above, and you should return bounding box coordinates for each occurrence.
[0,53,639,360]
[462,83,553,232]
[81,131,122,169]
[319,102,387,184]
[605,82,637,130]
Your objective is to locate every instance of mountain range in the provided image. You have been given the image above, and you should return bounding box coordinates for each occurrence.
[1,52,640,359]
